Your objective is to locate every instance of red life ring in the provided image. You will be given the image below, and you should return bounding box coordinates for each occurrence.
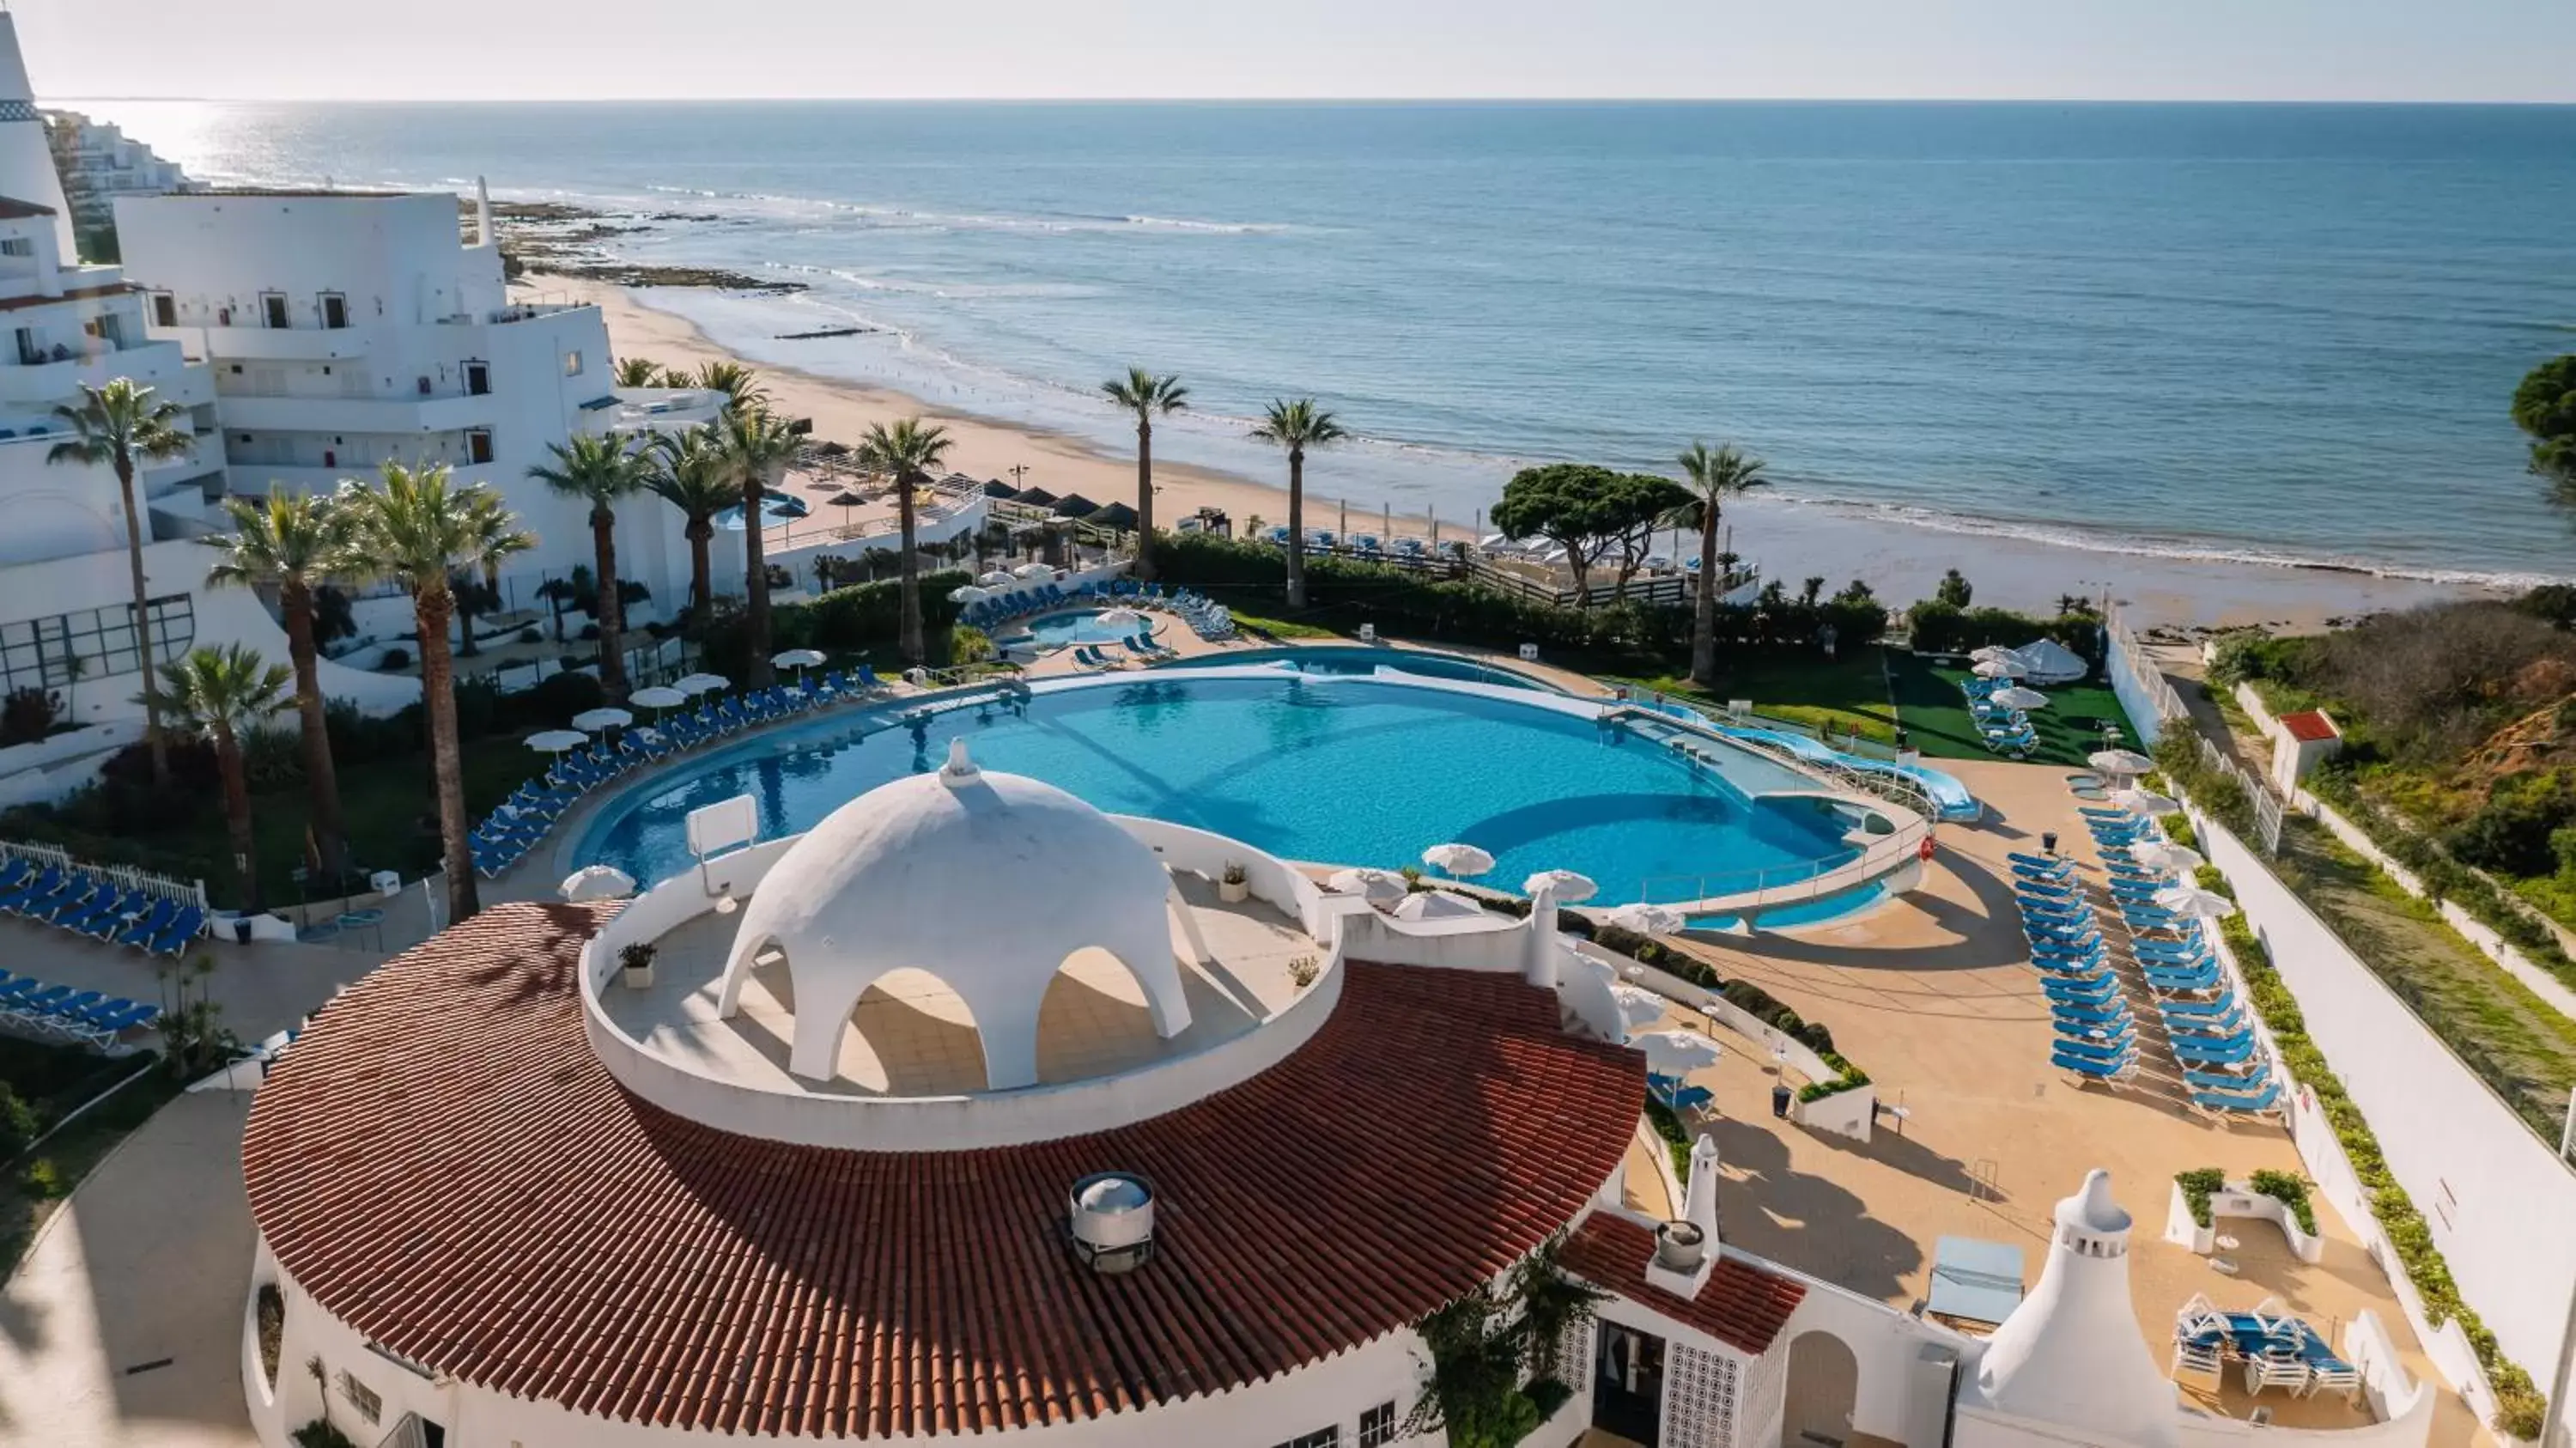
[1917,835,1938,862]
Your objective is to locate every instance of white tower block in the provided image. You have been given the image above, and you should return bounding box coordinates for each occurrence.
[1969,1170,2179,1448]
[0,15,76,259]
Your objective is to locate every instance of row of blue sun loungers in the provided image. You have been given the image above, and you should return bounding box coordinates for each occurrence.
[0,967,161,1048]
[0,858,204,957]
[962,578,1241,642]
[471,669,886,879]
[2174,1295,2362,1401]
[1071,636,1180,670]
[1960,676,2039,758]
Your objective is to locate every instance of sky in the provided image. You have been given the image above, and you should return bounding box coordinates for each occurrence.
[17,0,2573,104]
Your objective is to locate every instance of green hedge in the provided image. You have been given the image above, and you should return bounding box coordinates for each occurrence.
[2175,1166,2226,1228]
[1905,599,2103,660]
[2190,857,2545,1436]
[699,569,971,678]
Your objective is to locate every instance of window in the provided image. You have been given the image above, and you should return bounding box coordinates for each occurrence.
[465,428,494,465]
[0,236,32,258]
[13,326,36,367]
[0,595,196,692]
[562,348,584,377]
[1273,1429,1339,1448]
[261,293,289,329]
[319,293,349,329]
[334,1369,382,1425]
[150,292,175,327]
[1359,1402,1399,1448]
[463,360,490,396]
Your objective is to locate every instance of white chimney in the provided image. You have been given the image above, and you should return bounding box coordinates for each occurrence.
[1965,1170,2179,1448]
[474,175,494,249]
[1525,879,1560,987]
[1645,1135,1725,1299]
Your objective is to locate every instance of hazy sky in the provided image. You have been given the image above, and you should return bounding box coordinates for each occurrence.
[20,0,2573,103]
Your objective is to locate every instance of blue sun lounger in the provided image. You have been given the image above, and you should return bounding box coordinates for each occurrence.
[2193,1080,2282,1114]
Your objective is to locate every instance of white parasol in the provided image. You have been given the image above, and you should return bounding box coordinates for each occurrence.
[1524,868,1599,903]
[525,729,588,753]
[1988,686,2050,711]
[1633,1029,1723,1074]
[2129,841,2205,875]
[1098,607,1145,627]
[629,685,689,712]
[1013,563,1055,579]
[1325,867,1408,902]
[1606,902,1686,937]
[2088,748,2155,777]
[674,672,731,697]
[2110,787,2181,817]
[1972,658,2023,679]
[572,707,634,733]
[1422,842,1497,877]
[979,569,1016,587]
[1611,984,1668,1033]
[558,864,638,902]
[1392,889,1488,922]
[2152,885,2239,920]
[950,585,992,603]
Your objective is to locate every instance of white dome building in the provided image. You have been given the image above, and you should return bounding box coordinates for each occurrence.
[716,739,1192,1088]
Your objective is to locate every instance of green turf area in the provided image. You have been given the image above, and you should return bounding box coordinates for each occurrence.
[1616,647,1903,745]
[1,1043,178,1271]
[1883,652,2137,768]
[1230,612,1342,641]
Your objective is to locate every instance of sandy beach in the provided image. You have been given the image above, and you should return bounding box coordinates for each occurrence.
[535,273,2495,633]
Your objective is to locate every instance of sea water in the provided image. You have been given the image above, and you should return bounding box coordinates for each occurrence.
[98,99,2576,585]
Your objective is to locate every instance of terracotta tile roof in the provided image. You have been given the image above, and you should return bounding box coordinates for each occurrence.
[244,903,1643,1439]
[0,195,55,219]
[1558,1214,1806,1355]
[2278,709,2337,744]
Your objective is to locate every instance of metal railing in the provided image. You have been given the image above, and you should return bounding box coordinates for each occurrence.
[1629,822,1931,914]
[1605,690,1938,820]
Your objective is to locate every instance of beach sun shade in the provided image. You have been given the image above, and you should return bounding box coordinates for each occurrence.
[1971,658,2023,679]
[629,685,690,711]
[526,729,589,753]
[979,570,1016,587]
[1012,487,1058,508]
[1524,868,1599,903]
[1988,686,2050,711]
[1050,493,1099,517]
[1422,842,1497,877]
[559,864,639,903]
[2152,885,2238,920]
[2088,749,2155,776]
[1970,645,2030,666]
[950,585,992,604]
[674,672,731,697]
[1325,867,1408,902]
[771,648,827,669]
[1612,984,1668,1033]
[1392,889,1488,922]
[981,479,1018,498]
[572,708,634,732]
[1633,1029,1723,1074]
[1606,902,1686,937]
[1013,563,1056,580]
[1089,502,1139,528]
[1098,607,1144,627]
[2110,787,2181,817]
[2129,841,2205,875]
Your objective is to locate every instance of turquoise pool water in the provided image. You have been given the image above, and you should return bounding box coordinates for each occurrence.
[1169,645,1563,692]
[576,673,1861,904]
[1016,610,1157,648]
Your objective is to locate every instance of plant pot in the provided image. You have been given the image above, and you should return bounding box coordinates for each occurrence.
[622,963,655,990]
[1218,879,1249,904]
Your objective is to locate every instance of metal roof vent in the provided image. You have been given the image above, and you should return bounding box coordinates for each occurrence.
[1654,1219,1706,1274]
[1068,1171,1157,1275]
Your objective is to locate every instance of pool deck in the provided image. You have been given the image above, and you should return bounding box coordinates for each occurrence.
[1634,755,2484,1445]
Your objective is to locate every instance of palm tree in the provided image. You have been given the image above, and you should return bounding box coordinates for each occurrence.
[204,489,357,882]
[335,463,532,922]
[47,379,196,784]
[155,644,293,910]
[1676,442,1769,689]
[1248,399,1346,610]
[612,356,665,388]
[714,406,801,686]
[696,360,769,414]
[526,434,652,697]
[1101,368,1188,580]
[855,417,955,664]
[647,424,734,629]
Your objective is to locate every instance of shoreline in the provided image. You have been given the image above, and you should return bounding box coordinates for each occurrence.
[532,271,2500,633]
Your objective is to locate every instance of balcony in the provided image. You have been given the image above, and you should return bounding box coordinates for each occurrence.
[0,341,201,407]
[164,323,376,363]
[210,391,495,435]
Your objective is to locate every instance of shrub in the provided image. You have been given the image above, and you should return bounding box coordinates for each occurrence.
[18,1156,67,1198]
[520,668,606,725]
[256,1282,284,1387]
[578,622,600,641]
[1934,569,1973,608]
[950,624,995,666]
[0,1081,34,1158]
[378,647,410,670]
[0,684,62,747]
[1643,1096,1692,1181]
[519,625,542,644]
[2444,777,2576,878]
[2175,1166,2226,1228]
[290,1422,357,1448]
[1905,599,2102,661]
[2248,1168,2318,1236]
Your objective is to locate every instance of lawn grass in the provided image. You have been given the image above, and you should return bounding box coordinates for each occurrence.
[1617,646,1903,745]
[1230,612,1342,641]
[2,1045,179,1273]
[2275,814,2576,1142]
[1883,651,2137,769]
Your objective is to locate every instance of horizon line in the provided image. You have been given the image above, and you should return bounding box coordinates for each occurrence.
[44,93,2576,108]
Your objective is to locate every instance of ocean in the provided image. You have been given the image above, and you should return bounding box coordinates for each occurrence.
[84,99,2576,589]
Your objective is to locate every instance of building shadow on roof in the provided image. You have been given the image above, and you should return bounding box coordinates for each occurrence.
[1704,1113,1926,1304]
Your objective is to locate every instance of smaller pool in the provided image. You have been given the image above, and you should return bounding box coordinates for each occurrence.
[1170,645,1564,693]
[1014,610,1158,648]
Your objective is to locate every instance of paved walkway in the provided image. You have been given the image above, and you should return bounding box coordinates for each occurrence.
[0,1091,258,1448]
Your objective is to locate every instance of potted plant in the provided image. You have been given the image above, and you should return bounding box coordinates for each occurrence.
[1218,862,1249,903]
[618,941,658,989]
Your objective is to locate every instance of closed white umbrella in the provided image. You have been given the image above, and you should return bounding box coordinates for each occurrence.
[1326,867,1407,902]
[526,729,588,754]
[1633,1029,1723,1074]
[2089,749,2155,777]
[559,864,638,902]
[1422,842,1496,877]
[2111,787,2181,817]
[1392,889,1488,922]
[1524,868,1599,903]
[1606,902,1686,937]
[1988,686,2050,711]
[674,672,731,697]
[2153,885,2238,920]
[629,685,689,711]
[572,707,633,733]
[2129,841,2205,875]
[1612,984,1668,1033]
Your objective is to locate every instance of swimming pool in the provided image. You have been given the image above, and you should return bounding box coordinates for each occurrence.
[575,672,1866,905]
[1169,645,1564,692]
[1012,610,1159,648]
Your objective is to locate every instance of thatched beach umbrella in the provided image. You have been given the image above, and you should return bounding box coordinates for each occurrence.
[1015,487,1059,508]
[981,479,1019,498]
[827,489,866,532]
[1088,501,1139,529]
[1051,493,1099,518]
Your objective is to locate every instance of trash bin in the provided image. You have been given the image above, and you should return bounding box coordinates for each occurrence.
[232,916,254,944]
[2042,830,2059,856]
[1771,1083,1794,1119]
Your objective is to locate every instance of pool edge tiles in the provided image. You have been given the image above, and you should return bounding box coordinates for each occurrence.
[568,667,1886,905]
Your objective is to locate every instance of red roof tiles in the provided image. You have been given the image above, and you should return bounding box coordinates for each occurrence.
[2278,709,2337,744]
[244,903,1643,1439]
[1557,1214,1806,1355]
